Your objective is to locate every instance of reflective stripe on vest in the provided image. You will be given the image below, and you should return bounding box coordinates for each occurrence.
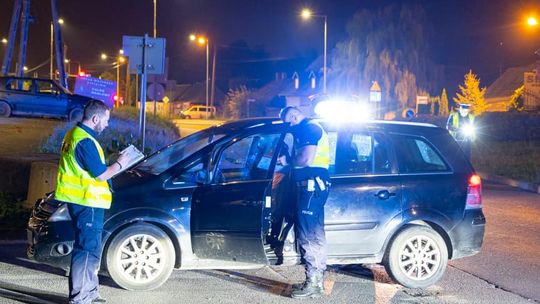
[55,126,112,209]
[309,121,330,169]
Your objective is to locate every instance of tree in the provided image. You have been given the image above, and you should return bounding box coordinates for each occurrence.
[453,70,488,115]
[508,85,524,112]
[331,4,443,111]
[430,96,439,115]
[224,86,250,119]
[439,88,449,116]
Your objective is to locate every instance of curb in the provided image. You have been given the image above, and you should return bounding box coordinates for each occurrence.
[479,172,540,194]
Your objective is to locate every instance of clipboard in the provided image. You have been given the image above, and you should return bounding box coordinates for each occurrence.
[112,144,145,177]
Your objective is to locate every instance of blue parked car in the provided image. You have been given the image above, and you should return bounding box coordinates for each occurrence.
[27,118,485,290]
[0,76,92,121]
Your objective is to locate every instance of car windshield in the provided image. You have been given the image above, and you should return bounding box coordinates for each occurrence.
[134,127,226,175]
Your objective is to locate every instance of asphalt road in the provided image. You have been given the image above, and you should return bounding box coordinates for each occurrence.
[0,183,538,304]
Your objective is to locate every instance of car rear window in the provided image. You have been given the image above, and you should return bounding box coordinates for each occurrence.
[391,135,449,173]
[334,132,393,175]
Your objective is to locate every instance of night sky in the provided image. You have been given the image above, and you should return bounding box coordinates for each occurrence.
[1,0,539,90]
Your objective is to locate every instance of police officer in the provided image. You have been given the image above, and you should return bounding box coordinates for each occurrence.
[278,106,331,299]
[55,100,131,304]
[447,103,475,160]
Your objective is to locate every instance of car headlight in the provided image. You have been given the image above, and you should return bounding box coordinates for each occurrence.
[462,125,476,138]
[48,204,72,222]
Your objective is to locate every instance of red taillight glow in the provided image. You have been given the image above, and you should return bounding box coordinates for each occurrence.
[469,174,481,187]
[466,174,482,209]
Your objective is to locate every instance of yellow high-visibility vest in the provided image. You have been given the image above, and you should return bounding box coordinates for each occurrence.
[55,126,112,209]
[308,121,330,169]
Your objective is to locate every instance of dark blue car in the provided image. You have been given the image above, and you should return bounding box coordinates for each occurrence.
[27,118,485,290]
[0,76,92,121]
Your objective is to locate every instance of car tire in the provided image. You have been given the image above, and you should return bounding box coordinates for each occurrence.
[106,223,175,291]
[68,108,83,122]
[383,225,448,289]
[0,101,12,117]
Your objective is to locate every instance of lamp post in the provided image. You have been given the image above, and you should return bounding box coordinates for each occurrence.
[50,18,64,80]
[101,53,125,107]
[153,0,157,38]
[190,34,210,118]
[301,8,327,94]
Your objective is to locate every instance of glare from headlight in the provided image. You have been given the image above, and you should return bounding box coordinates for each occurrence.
[48,204,72,222]
[462,124,476,138]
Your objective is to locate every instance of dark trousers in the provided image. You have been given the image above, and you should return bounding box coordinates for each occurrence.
[295,179,329,278]
[67,203,104,304]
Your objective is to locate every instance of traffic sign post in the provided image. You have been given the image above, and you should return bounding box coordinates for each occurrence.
[369,81,382,119]
[416,95,428,116]
[122,34,166,152]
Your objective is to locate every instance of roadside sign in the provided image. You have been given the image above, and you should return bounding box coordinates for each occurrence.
[402,108,415,119]
[416,95,429,105]
[369,81,382,102]
[74,76,116,108]
[147,83,165,101]
[122,35,166,75]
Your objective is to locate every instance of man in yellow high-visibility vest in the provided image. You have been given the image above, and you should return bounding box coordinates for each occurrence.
[279,106,331,299]
[446,103,476,160]
[55,100,130,304]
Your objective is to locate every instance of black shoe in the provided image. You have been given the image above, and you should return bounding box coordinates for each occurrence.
[91,296,107,303]
[291,275,324,299]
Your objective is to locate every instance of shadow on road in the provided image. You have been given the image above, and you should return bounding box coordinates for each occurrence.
[0,280,66,304]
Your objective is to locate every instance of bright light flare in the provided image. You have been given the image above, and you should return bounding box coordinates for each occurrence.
[189,34,196,41]
[58,18,64,25]
[118,56,126,63]
[197,37,207,45]
[119,49,124,55]
[314,99,373,122]
[462,124,476,138]
[527,16,538,27]
[301,8,313,19]
[23,66,28,71]
[100,53,107,60]
[1,38,7,44]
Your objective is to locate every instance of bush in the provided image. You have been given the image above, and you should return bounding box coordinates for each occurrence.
[0,192,30,230]
[472,141,540,184]
[39,106,180,157]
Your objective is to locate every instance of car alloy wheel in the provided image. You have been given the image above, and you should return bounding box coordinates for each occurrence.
[398,235,441,281]
[384,225,448,288]
[106,223,175,291]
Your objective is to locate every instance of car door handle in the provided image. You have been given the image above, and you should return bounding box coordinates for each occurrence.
[374,190,396,200]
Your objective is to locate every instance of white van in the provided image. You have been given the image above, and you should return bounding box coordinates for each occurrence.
[180,105,216,119]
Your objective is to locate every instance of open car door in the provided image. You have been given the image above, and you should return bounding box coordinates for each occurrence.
[191,128,284,264]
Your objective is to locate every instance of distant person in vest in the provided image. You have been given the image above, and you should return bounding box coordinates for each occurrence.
[447,103,476,160]
[278,106,331,299]
[55,100,130,304]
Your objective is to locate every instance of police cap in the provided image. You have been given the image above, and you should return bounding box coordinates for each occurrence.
[459,103,471,109]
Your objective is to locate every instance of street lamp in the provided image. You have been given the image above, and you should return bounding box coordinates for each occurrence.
[189,34,210,118]
[300,8,328,94]
[1,38,7,44]
[527,16,538,27]
[100,53,108,60]
[50,18,64,80]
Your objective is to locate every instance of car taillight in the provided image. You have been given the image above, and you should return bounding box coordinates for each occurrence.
[466,174,482,209]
